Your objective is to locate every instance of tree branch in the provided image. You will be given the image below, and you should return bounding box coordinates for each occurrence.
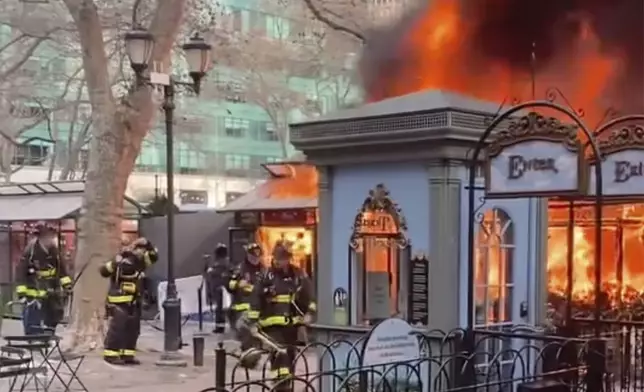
[301,0,365,42]
[0,35,49,81]
[62,0,115,120]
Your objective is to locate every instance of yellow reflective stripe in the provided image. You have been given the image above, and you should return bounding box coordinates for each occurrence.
[103,349,120,357]
[308,302,317,312]
[120,282,137,293]
[16,285,28,294]
[105,261,114,274]
[107,295,134,303]
[229,280,238,290]
[246,310,260,319]
[122,349,136,356]
[231,303,250,311]
[37,268,56,278]
[272,367,291,377]
[60,276,72,286]
[242,285,254,293]
[271,295,292,303]
[143,252,152,267]
[24,289,47,298]
[259,316,289,327]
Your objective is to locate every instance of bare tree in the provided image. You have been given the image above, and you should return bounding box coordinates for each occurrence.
[206,1,361,157]
[0,0,205,351]
[300,0,416,43]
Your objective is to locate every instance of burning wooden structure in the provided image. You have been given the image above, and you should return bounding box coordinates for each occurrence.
[218,162,318,278]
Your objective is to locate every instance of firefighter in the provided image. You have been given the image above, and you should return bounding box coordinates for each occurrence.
[242,242,317,390]
[100,237,158,365]
[225,243,266,353]
[15,222,72,335]
[205,243,229,329]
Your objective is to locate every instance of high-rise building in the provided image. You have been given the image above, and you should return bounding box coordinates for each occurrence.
[0,0,361,209]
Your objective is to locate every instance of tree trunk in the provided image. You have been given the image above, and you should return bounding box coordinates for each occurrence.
[66,114,143,351]
[61,0,187,352]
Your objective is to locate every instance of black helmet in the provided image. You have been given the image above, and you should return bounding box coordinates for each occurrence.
[214,243,228,258]
[272,241,292,262]
[245,243,262,257]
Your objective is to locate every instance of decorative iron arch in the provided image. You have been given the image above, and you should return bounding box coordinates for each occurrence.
[348,183,409,249]
[465,96,605,337]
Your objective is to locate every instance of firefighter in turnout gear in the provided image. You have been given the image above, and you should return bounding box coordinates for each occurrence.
[205,243,229,331]
[100,237,158,365]
[225,243,266,362]
[242,241,316,391]
[15,223,72,335]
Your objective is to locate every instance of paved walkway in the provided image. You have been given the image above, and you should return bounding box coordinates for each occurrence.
[1,319,229,391]
[1,319,321,391]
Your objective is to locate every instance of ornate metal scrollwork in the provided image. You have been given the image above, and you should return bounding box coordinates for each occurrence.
[487,111,580,157]
[473,195,487,224]
[544,87,585,118]
[349,183,409,250]
[597,124,644,154]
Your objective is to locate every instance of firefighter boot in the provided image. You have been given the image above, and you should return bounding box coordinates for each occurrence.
[238,348,262,369]
[104,356,126,366]
[122,356,141,366]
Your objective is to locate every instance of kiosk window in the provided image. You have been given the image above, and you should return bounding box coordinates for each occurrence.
[474,208,514,326]
[349,184,410,326]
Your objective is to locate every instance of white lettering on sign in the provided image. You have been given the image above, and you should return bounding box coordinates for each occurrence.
[487,140,583,195]
[361,318,420,367]
[588,149,644,197]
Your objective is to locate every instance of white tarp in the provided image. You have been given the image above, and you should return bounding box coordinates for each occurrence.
[157,275,231,322]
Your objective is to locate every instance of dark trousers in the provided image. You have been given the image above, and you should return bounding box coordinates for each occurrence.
[22,295,63,335]
[262,325,298,391]
[104,303,141,358]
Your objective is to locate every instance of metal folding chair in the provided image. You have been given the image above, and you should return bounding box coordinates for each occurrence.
[3,335,88,392]
[1,346,36,392]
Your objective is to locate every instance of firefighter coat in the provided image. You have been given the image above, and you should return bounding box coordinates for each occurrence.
[247,265,316,327]
[15,240,71,299]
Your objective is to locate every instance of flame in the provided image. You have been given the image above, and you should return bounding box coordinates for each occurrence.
[371,0,624,125]
[262,163,318,200]
[547,203,644,306]
[256,227,313,271]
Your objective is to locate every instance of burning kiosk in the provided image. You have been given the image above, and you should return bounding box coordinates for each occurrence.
[290,89,644,334]
[217,162,318,278]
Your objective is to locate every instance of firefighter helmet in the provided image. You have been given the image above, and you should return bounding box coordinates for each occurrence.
[245,243,262,256]
[272,241,292,265]
[214,243,228,258]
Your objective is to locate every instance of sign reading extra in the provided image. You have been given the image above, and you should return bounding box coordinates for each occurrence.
[485,112,588,197]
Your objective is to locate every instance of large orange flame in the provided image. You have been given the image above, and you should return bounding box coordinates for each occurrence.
[368,0,625,125]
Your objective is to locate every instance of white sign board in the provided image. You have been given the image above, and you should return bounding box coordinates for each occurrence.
[157,275,231,322]
[361,318,420,367]
[487,140,583,196]
[588,149,644,197]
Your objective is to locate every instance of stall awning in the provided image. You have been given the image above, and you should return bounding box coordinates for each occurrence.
[0,181,151,221]
[0,194,82,222]
[218,162,319,213]
[218,185,317,212]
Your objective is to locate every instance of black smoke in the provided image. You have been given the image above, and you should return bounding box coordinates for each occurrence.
[361,0,643,109]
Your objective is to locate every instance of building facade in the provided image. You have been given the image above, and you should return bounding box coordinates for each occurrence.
[0,0,362,208]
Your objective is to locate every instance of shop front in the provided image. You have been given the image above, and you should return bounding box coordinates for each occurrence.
[289,90,546,334]
[218,162,318,279]
[0,181,148,290]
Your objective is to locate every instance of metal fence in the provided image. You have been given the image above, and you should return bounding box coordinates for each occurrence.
[201,326,601,392]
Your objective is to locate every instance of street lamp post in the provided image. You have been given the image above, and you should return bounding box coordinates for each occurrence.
[125,27,212,365]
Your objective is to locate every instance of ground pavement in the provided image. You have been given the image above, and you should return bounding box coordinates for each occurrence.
[1,319,319,392]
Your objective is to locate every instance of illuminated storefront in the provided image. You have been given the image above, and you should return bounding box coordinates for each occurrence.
[219,162,318,279]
